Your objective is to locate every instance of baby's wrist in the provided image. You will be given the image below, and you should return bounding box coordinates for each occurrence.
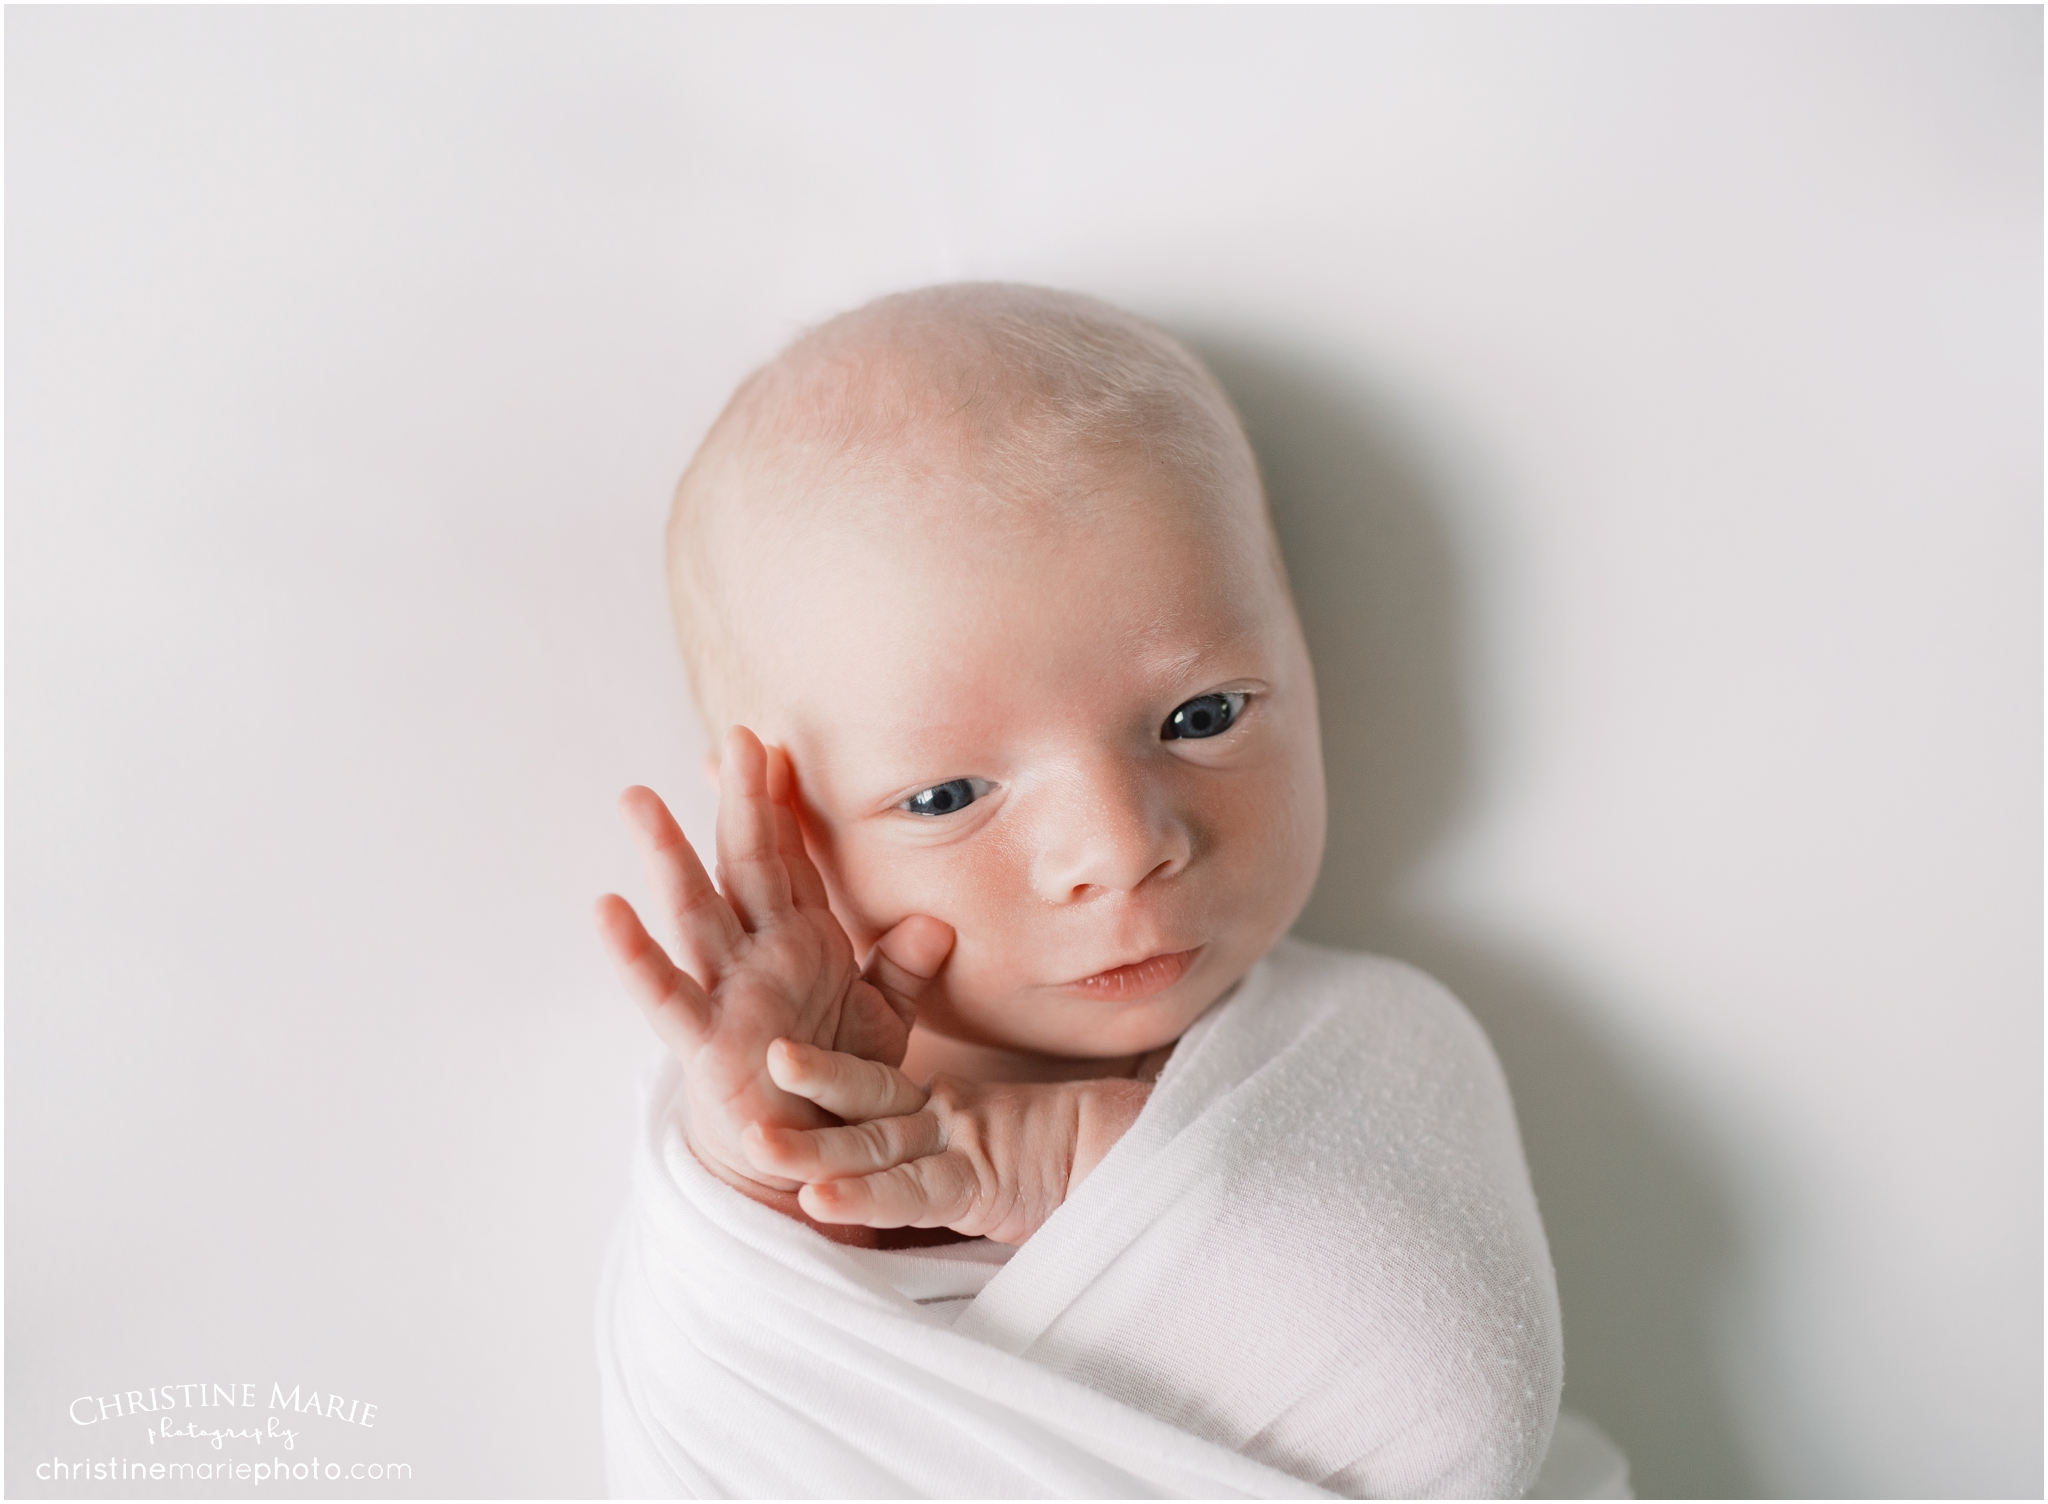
[1067,1078,1151,1190]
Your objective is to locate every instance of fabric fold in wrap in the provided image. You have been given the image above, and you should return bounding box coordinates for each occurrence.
[599,938,1571,1498]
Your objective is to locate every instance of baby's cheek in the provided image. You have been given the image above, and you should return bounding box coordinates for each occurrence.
[880,858,1032,1028]
[1211,744,1323,910]
[829,837,1002,956]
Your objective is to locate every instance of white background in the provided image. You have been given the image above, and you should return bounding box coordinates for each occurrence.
[8,9,2039,1498]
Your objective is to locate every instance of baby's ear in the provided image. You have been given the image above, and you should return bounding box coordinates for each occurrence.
[702,750,721,793]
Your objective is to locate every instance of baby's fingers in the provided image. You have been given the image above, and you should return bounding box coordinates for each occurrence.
[594,894,713,1053]
[618,785,743,979]
[863,915,956,1031]
[766,745,833,914]
[743,1112,943,1183]
[715,726,794,932]
[798,1154,981,1230]
[767,1039,928,1121]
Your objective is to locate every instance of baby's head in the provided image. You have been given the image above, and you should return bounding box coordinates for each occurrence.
[670,284,1326,1064]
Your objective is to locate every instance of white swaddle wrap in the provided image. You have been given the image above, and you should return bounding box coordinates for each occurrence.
[598,938,1576,1498]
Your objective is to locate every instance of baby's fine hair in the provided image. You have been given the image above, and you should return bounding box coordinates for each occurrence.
[667,282,1269,728]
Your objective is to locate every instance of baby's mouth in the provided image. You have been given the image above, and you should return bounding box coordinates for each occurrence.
[1064,947,1202,1001]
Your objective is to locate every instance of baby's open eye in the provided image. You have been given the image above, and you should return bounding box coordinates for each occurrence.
[899,777,993,816]
[1161,691,1248,741]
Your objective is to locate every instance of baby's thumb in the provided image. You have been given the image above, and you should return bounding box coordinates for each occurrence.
[864,914,956,1027]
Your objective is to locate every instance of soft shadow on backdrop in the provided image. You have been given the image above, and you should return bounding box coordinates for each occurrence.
[1198,341,1763,1499]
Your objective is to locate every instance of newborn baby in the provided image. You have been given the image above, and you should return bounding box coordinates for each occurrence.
[596,284,1564,1498]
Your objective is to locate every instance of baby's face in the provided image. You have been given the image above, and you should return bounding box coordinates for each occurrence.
[722,458,1326,1064]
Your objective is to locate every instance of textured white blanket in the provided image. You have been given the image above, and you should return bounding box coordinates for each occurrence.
[598,938,1567,1498]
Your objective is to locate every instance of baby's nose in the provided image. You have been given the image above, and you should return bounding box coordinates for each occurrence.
[1029,761,1192,903]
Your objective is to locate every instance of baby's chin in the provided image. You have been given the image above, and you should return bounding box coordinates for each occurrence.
[932,968,1236,1065]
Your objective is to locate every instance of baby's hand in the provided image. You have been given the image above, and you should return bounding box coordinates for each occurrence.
[743,1039,1151,1246]
[595,726,955,1209]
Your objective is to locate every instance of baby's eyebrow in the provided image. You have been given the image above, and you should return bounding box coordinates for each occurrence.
[1142,627,1259,682]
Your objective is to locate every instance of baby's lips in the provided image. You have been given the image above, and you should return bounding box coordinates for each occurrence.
[1062,946,1203,1000]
